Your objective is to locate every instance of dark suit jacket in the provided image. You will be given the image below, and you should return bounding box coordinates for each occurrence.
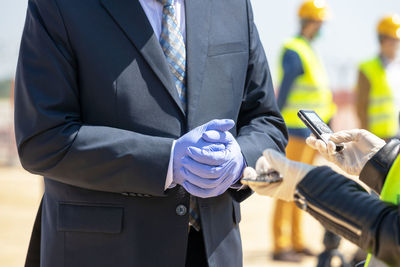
[15,0,288,266]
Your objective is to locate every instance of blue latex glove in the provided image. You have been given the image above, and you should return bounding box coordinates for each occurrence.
[173,119,235,196]
[182,130,245,197]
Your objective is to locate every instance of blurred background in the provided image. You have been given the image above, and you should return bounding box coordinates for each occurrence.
[0,0,399,266]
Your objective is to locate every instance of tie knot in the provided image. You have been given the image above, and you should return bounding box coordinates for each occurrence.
[158,0,174,7]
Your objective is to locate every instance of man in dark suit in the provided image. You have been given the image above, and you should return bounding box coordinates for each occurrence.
[15,0,287,266]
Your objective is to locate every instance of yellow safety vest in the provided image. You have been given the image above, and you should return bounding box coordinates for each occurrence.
[364,155,400,267]
[279,37,335,128]
[359,57,399,139]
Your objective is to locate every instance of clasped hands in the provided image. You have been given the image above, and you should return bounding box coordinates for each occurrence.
[173,119,245,198]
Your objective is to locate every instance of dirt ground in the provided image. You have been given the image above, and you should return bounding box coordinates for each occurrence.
[0,164,358,267]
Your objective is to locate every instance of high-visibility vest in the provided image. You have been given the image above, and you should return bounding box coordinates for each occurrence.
[279,36,335,128]
[364,155,400,267]
[359,57,399,139]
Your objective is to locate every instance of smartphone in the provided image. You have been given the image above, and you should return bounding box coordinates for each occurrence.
[297,109,344,152]
[241,171,283,184]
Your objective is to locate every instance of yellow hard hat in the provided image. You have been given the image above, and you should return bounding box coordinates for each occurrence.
[298,0,330,21]
[377,14,400,40]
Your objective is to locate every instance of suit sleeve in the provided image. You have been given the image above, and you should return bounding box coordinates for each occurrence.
[14,0,173,197]
[298,167,400,266]
[237,1,288,166]
[230,0,288,202]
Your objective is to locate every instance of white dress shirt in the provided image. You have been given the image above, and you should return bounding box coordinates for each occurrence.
[138,0,185,189]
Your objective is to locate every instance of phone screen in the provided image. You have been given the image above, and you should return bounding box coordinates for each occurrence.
[303,111,320,123]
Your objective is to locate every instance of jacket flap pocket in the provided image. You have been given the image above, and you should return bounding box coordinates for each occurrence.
[208,42,246,57]
[57,202,123,234]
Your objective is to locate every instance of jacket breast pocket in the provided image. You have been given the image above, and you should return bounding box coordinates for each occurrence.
[208,41,247,57]
[57,202,123,234]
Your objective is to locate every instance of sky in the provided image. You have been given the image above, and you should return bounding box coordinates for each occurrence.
[1,0,400,89]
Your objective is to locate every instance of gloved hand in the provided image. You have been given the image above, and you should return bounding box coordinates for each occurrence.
[173,119,236,197]
[241,149,314,202]
[306,129,386,176]
[179,129,245,198]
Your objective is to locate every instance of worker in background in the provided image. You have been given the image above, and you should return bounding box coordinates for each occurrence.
[273,0,336,262]
[356,14,400,140]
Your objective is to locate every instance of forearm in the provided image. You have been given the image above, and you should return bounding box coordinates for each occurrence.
[18,123,174,196]
[296,167,381,247]
[237,116,287,167]
[296,167,400,265]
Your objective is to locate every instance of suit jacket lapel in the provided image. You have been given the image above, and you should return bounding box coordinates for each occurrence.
[185,0,211,122]
[100,0,185,115]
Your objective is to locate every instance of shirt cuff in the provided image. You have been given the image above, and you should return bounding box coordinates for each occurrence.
[165,140,177,190]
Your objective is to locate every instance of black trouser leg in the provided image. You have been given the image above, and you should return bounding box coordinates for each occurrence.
[185,228,208,267]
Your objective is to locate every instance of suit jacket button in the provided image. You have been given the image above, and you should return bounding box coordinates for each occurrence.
[176,205,187,216]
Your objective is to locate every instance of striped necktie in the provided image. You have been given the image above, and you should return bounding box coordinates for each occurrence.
[157,0,200,231]
[158,0,187,111]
